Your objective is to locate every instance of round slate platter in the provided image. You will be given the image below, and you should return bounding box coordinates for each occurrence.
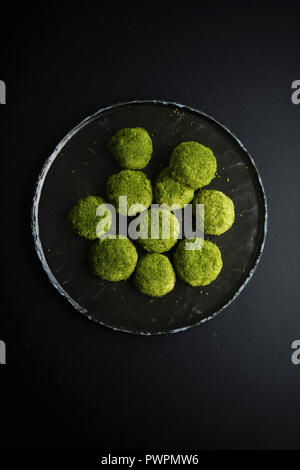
[32,100,267,335]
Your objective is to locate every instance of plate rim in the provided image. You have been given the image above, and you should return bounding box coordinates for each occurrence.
[31,99,268,335]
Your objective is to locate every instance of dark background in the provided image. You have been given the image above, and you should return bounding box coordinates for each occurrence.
[1,0,300,451]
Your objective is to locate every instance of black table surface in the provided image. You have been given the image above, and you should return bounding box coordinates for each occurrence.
[1,1,300,451]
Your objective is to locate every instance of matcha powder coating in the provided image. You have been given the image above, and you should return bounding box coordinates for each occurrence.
[107,170,153,216]
[137,208,180,253]
[66,123,232,307]
[193,189,235,235]
[134,253,176,297]
[174,238,223,286]
[69,195,112,240]
[108,127,153,170]
[170,141,217,189]
[89,236,138,281]
[154,166,195,208]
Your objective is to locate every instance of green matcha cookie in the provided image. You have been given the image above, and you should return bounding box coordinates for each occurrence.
[107,170,153,216]
[69,195,112,240]
[173,238,222,286]
[134,253,176,297]
[137,208,180,253]
[89,236,138,281]
[154,166,195,209]
[170,141,217,189]
[193,189,235,236]
[108,127,153,170]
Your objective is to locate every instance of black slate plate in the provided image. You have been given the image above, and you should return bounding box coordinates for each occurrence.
[32,100,267,335]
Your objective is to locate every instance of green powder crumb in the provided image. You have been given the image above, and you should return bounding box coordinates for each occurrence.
[88,147,96,155]
[71,169,76,174]
[169,108,185,118]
